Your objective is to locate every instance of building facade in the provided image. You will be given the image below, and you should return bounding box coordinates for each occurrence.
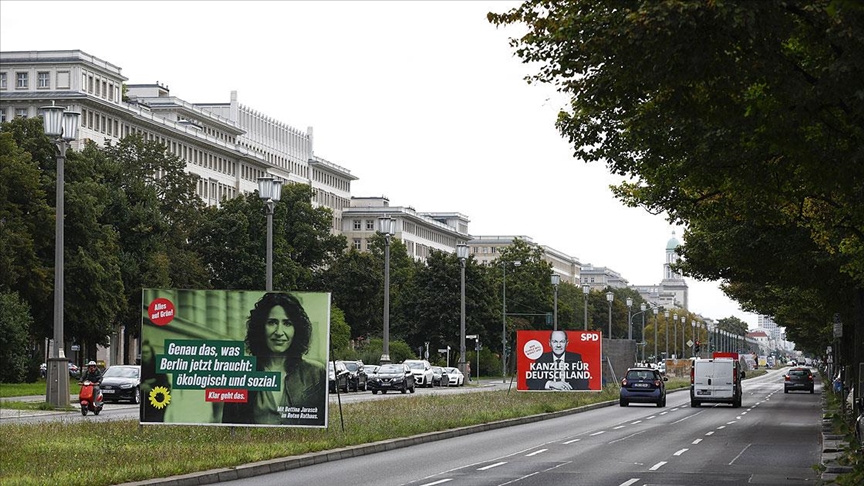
[467,235,583,284]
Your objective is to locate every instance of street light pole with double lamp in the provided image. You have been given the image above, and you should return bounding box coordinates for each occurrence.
[551,274,560,332]
[457,244,469,376]
[606,292,614,338]
[378,217,395,363]
[40,103,80,408]
[257,177,282,292]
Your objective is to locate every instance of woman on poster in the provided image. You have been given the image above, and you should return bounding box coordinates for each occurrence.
[222,292,326,425]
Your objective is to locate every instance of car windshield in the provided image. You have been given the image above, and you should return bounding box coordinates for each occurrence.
[405,362,424,369]
[344,362,359,371]
[103,367,139,379]
[445,368,459,374]
[379,365,403,373]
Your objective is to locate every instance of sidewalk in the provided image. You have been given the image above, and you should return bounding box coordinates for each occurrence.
[819,391,855,481]
[0,395,78,420]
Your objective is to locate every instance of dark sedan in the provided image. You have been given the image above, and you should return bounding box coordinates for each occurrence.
[100,365,141,404]
[368,363,416,394]
[620,367,667,407]
[784,367,814,393]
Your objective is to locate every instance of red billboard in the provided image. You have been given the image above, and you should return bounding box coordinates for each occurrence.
[517,330,603,391]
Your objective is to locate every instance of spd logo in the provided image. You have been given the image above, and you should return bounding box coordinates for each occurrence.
[580,332,601,341]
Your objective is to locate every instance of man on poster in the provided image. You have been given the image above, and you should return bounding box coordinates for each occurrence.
[525,330,590,391]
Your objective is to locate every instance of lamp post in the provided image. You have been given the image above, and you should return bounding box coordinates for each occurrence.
[664,310,670,359]
[257,177,283,292]
[653,306,659,363]
[673,313,679,358]
[378,217,395,363]
[626,297,633,340]
[640,303,647,362]
[40,103,80,408]
[551,274,560,331]
[501,260,520,383]
[691,320,697,357]
[457,244,469,376]
[606,291,614,338]
[582,285,590,330]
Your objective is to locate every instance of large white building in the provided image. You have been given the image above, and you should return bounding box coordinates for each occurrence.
[629,232,689,311]
[0,50,355,232]
[467,235,583,284]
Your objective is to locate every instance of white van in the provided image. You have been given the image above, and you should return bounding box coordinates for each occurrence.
[690,358,744,408]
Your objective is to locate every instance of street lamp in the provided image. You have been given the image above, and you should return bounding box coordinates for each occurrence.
[257,177,283,292]
[691,319,696,357]
[457,244,469,376]
[664,310,670,359]
[606,291,614,338]
[551,274,560,331]
[501,260,520,382]
[653,306,659,363]
[582,285,590,330]
[640,303,647,362]
[40,103,80,408]
[626,297,633,340]
[673,313,679,358]
[378,217,395,363]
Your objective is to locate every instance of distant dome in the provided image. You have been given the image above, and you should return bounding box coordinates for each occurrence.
[666,232,680,251]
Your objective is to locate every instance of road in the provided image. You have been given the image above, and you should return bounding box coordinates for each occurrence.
[223,369,821,486]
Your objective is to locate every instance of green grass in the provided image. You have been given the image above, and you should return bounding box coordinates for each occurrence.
[0,376,691,486]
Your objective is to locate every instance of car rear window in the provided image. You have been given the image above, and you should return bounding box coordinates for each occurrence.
[626,370,655,380]
[790,370,810,377]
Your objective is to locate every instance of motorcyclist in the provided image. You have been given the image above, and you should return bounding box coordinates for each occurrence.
[80,361,103,405]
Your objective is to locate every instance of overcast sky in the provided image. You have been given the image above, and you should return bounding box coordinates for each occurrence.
[1,1,761,328]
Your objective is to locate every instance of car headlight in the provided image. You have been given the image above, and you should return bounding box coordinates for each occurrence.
[120,383,134,389]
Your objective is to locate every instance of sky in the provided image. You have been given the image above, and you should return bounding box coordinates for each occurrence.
[0,1,760,329]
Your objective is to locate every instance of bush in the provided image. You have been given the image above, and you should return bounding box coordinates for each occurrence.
[0,292,34,383]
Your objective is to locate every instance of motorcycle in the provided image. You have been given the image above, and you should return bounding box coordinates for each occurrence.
[78,380,103,416]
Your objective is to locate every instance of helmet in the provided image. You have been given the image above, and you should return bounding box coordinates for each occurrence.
[87,361,97,366]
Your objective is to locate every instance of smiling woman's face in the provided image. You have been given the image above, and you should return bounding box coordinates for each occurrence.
[265,306,295,354]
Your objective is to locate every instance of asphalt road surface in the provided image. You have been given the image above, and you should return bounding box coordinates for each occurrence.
[223,369,821,486]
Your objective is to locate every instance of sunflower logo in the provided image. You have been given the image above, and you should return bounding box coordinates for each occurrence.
[149,386,171,409]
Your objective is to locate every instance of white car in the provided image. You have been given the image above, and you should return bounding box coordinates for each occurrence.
[442,367,464,386]
[402,359,434,388]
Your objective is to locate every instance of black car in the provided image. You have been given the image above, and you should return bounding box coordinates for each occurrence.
[368,363,416,394]
[341,360,368,392]
[784,367,814,393]
[99,365,141,404]
[328,361,349,393]
[620,367,667,407]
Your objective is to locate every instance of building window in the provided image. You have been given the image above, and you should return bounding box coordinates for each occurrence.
[16,72,28,89]
[353,238,361,250]
[37,72,50,89]
[15,108,27,118]
[1,72,8,89]
[56,71,70,89]
[365,219,374,231]
[353,220,361,230]
[88,75,93,93]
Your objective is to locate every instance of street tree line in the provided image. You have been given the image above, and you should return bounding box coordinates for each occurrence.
[488,0,863,390]
[3,117,713,382]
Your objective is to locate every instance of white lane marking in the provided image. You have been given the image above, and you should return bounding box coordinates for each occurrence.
[672,407,680,411]
[631,420,642,425]
[671,413,695,425]
[590,431,606,436]
[563,438,581,444]
[717,425,726,430]
[729,443,752,465]
[692,438,702,444]
[619,479,640,486]
[673,448,688,456]
[736,416,743,419]
[660,411,668,415]
[478,461,507,470]
[705,431,715,436]
[649,461,667,471]
[646,415,656,420]
[614,425,625,429]
[525,449,547,457]
[608,430,646,445]
[741,412,747,415]
[726,421,737,425]
[419,480,452,486]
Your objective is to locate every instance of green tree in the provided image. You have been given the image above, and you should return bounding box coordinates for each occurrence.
[319,248,381,340]
[488,0,863,385]
[0,291,35,383]
[193,183,346,291]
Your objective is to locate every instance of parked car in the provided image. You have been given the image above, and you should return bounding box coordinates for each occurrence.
[364,364,380,376]
[441,367,464,387]
[40,361,80,378]
[784,367,814,394]
[430,366,444,386]
[341,360,368,392]
[620,367,667,407]
[328,360,349,393]
[403,359,434,388]
[368,363,415,394]
[100,365,142,404]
